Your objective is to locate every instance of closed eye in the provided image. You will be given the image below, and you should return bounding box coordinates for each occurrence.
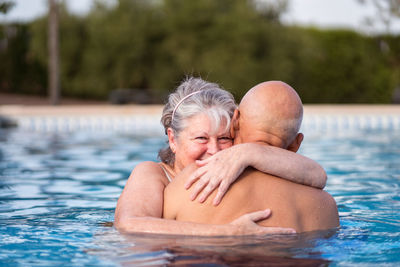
[218,136,233,143]
[195,136,208,143]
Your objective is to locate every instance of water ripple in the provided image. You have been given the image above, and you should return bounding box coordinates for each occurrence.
[1,128,400,266]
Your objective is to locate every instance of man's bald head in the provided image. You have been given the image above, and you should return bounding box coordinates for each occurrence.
[235,81,303,149]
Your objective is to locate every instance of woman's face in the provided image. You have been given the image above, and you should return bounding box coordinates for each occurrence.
[168,113,233,172]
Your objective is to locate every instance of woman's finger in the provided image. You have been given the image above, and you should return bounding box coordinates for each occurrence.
[262,227,296,234]
[185,168,207,189]
[198,179,220,203]
[212,181,230,206]
[247,209,272,222]
[189,177,209,200]
[195,157,211,167]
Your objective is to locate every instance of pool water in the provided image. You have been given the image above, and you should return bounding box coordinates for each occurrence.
[0,127,399,266]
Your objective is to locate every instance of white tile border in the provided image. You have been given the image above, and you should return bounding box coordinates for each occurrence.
[301,114,400,132]
[1,105,400,133]
[2,113,398,134]
[3,115,163,134]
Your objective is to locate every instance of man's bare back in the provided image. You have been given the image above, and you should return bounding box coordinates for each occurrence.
[164,163,339,233]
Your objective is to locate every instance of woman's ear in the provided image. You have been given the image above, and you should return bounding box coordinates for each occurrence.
[167,128,176,153]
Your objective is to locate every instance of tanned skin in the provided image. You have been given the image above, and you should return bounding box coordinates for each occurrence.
[164,81,339,233]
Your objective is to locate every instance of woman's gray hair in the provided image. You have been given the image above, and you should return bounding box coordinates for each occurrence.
[158,77,237,165]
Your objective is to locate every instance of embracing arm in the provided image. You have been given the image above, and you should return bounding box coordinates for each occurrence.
[238,143,327,188]
[185,143,327,205]
[116,209,293,236]
[114,161,294,236]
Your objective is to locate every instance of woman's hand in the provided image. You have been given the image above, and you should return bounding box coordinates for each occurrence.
[230,209,296,235]
[184,145,249,206]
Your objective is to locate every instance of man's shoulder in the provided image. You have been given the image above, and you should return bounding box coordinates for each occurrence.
[168,163,197,186]
[238,168,330,197]
[233,168,294,196]
[236,168,339,231]
[317,189,338,209]
[238,168,304,188]
[165,163,198,198]
[163,164,198,219]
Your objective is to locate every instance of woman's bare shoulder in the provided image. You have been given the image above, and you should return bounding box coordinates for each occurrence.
[128,161,167,183]
[132,161,162,172]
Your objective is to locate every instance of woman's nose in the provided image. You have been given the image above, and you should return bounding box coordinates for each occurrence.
[207,139,220,155]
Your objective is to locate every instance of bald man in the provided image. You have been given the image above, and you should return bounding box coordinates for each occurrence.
[163,81,339,233]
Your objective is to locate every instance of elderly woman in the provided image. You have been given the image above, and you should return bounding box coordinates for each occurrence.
[115,77,326,235]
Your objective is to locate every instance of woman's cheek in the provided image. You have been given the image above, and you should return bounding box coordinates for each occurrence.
[221,141,233,150]
[185,144,202,160]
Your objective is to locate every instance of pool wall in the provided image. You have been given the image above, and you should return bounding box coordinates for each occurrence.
[1,105,400,133]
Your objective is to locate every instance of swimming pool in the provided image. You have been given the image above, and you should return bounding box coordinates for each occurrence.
[0,122,399,266]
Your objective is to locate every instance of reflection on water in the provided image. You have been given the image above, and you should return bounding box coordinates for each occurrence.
[0,128,399,266]
[91,227,335,266]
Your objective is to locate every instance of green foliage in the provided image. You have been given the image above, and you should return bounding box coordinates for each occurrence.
[0,24,47,95]
[293,28,394,103]
[0,0,399,103]
[0,0,14,14]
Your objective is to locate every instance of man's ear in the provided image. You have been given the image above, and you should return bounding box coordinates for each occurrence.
[230,109,240,138]
[287,133,304,153]
[167,128,177,153]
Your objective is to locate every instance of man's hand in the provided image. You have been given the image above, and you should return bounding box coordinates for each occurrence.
[230,209,296,235]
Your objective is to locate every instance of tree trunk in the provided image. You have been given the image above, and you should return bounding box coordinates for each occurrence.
[48,0,60,105]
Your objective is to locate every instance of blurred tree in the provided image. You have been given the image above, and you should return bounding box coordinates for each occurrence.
[160,0,290,100]
[30,3,90,98]
[356,0,400,32]
[71,0,165,99]
[294,28,393,103]
[356,0,400,101]
[2,0,398,103]
[0,24,47,95]
[0,0,14,14]
[48,0,60,105]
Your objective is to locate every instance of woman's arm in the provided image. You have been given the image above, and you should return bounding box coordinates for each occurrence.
[185,143,327,205]
[114,161,295,235]
[116,209,295,236]
[114,161,167,226]
[238,143,327,187]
